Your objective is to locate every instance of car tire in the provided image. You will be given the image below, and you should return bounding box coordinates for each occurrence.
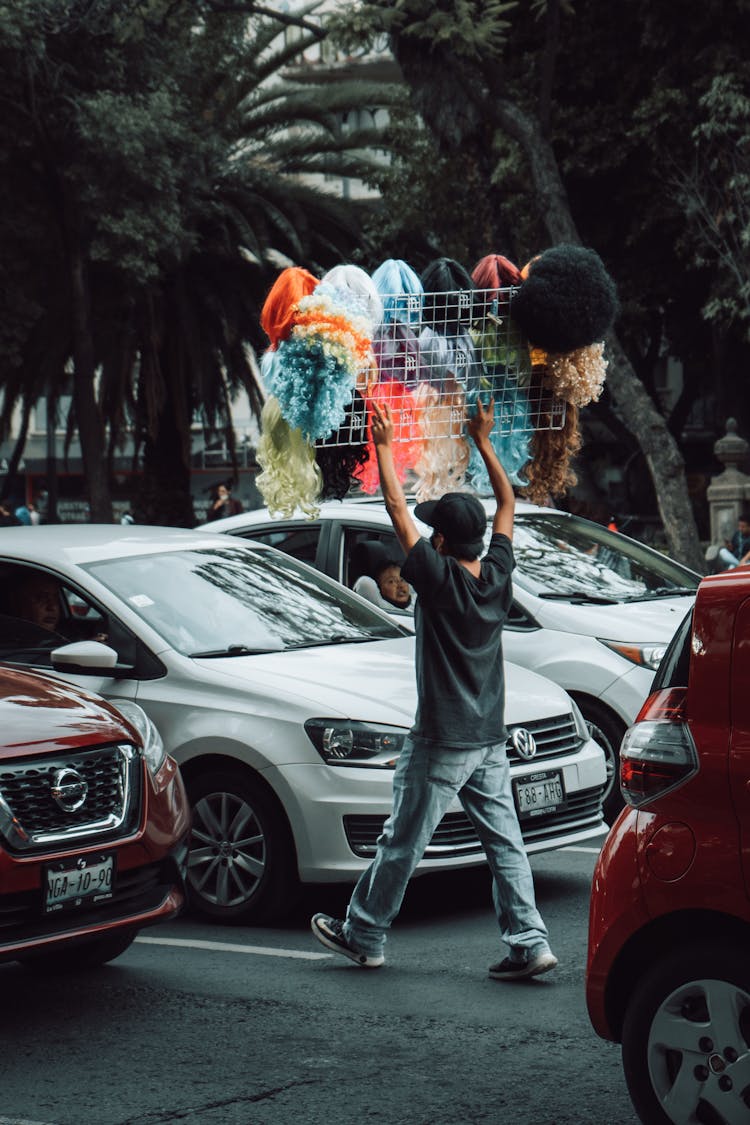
[575,698,626,825]
[186,770,298,925]
[20,928,138,972]
[622,944,750,1125]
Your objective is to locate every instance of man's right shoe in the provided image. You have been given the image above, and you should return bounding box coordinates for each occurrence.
[488,950,558,981]
[311,913,384,968]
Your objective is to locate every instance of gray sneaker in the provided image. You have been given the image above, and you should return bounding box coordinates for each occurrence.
[311,913,384,968]
[488,950,558,981]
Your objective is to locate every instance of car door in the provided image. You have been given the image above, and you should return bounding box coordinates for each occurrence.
[730,593,750,900]
[0,562,152,707]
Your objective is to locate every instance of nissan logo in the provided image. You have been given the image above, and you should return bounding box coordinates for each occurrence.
[511,728,537,760]
[50,768,89,813]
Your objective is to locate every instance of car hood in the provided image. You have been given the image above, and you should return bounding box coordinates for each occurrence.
[189,636,573,727]
[0,666,130,757]
[520,592,693,641]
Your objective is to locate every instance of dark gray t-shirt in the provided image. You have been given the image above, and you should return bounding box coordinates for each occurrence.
[401,532,514,750]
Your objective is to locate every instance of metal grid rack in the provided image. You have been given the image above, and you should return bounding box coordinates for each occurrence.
[317,287,566,447]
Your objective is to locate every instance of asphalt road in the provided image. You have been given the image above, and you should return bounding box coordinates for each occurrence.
[0,845,638,1125]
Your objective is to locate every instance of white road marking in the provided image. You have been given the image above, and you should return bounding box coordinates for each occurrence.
[560,845,602,854]
[0,1118,59,1125]
[135,935,331,960]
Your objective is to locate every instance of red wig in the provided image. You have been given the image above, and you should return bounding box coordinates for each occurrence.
[471,254,522,292]
[260,267,319,349]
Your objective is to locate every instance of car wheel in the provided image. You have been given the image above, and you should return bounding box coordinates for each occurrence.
[20,928,138,971]
[186,770,298,924]
[576,698,626,824]
[622,945,750,1125]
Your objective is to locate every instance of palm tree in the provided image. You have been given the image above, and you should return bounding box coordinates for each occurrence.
[0,0,404,524]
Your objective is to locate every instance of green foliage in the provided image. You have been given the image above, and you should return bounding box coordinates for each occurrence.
[0,0,399,519]
[671,74,750,338]
[330,0,515,62]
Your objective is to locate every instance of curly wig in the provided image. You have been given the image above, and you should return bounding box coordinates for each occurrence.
[546,342,608,407]
[509,245,619,353]
[522,402,582,505]
[321,264,383,331]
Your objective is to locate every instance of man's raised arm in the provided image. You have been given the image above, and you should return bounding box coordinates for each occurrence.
[371,403,421,555]
[466,398,515,541]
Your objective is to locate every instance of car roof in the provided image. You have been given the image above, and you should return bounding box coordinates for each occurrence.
[199,496,549,531]
[0,524,259,567]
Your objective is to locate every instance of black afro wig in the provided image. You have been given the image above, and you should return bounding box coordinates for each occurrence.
[509,245,619,353]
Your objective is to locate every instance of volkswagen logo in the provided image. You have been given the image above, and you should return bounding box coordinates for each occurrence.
[50,768,89,813]
[511,728,537,760]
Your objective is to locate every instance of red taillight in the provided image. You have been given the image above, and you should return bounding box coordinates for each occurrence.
[620,687,698,808]
[634,687,688,723]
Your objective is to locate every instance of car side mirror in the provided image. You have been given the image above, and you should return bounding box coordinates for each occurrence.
[51,640,120,674]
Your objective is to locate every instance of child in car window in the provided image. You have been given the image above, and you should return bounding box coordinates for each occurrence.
[375,560,414,612]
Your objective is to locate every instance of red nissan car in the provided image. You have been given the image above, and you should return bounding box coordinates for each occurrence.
[0,664,190,970]
[587,569,750,1124]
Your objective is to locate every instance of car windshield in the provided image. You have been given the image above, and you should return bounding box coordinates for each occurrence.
[503,514,700,602]
[85,545,405,656]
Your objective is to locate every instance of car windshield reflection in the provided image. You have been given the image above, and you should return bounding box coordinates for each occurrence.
[504,515,700,602]
[85,546,405,656]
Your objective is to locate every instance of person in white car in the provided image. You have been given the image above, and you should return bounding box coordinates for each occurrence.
[311,398,557,981]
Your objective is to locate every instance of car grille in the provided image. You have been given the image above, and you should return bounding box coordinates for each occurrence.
[507,713,581,762]
[0,743,142,853]
[0,860,178,953]
[343,787,604,858]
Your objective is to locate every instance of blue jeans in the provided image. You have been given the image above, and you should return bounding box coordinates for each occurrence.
[344,738,550,961]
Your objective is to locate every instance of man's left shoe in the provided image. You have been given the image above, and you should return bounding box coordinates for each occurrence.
[311,913,384,968]
[488,950,558,981]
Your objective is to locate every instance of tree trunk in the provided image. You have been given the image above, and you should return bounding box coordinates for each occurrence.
[0,396,32,503]
[69,246,113,523]
[493,99,705,570]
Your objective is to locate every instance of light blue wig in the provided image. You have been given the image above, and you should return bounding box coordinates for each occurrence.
[372,259,424,326]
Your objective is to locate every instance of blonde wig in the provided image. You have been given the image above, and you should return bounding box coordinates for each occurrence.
[546,342,607,407]
[256,397,322,519]
[412,380,470,502]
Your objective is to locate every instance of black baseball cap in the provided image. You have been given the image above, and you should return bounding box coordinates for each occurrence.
[414,493,487,555]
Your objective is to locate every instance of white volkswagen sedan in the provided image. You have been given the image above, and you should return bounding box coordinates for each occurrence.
[0,526,606,924]
[201,499,699,823]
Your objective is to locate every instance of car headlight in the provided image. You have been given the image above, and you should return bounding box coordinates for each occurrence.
[304,719,407,768]
[115,701,167,778]
[597,639,667,671]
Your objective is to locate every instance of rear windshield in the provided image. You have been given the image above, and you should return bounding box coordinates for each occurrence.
[651,608,693,690]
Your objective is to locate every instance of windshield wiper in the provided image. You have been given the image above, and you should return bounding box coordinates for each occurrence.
[626,586,697,601]
[537,591,619,605]
[190,643,284,657]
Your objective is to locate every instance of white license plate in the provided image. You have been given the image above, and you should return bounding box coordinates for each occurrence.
[514,771,565,818]
[44,853,115,914]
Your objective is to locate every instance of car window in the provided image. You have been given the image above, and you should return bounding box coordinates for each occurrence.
[85,544,406,656]
[506,514,700,602]
[343,529,405,587]
[0,564,119,668]
[235,524,320,566]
